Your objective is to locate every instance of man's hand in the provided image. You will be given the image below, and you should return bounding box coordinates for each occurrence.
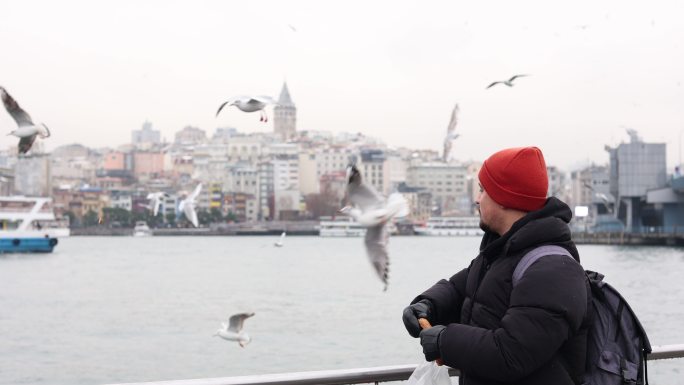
[419,325,446,362]
[402,299,433,338]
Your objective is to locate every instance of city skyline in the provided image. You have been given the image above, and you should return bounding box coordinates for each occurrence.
[1,0,684,171]
[16,118,673,175]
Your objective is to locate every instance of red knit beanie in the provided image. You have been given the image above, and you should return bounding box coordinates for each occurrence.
[478,146,548,211]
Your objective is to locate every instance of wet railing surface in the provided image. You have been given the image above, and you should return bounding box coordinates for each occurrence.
[108,344,684,385]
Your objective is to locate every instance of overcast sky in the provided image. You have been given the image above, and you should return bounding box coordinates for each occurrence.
[1,0,683,171]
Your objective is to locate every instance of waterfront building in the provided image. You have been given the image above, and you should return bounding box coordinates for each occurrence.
[406,161,468,215]
[645,174,684,233]
[223,192,258,222]
[358,149,389,195]
[606,130,667,231]
[397,182,432,222]
[13,154,51,197]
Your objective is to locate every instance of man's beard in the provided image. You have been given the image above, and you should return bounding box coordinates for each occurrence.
[477,206,493,233]
[479,220,494,234]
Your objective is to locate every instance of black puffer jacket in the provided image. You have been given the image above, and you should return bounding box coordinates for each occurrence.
[413,198,588,385]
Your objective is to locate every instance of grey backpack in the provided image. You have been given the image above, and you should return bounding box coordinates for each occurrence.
[513,245,652,385]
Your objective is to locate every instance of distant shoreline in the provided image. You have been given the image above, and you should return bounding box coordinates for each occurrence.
[68,228,684,246]
[572,232,684,246]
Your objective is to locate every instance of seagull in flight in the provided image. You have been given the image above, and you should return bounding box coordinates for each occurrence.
[442,103,460,162]
[1,87,51,154]
[486,74,529,89]
[147,192,170,217]
[216,95,279,122]
[178,183,202,227]
[214,312,255,347]
[340,165,409,291]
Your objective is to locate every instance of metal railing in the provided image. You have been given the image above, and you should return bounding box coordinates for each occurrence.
[108,344,684,385]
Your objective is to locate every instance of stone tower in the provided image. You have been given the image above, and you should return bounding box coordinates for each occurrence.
[273,82,296,140]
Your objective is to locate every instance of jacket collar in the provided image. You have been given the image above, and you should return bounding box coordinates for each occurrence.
[479,197,579,261]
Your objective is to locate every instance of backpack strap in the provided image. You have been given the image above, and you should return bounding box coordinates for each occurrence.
[512,245,575,287]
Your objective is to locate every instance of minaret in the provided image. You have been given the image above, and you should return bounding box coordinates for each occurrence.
[273,82,296,140]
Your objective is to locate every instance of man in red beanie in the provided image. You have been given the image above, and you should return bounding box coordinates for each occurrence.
[403,147,588,385]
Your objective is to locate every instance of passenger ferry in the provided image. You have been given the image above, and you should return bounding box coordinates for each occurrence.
[318,216,400,237]
[414,216,483,236]
[0,196,70,253]
[133,221,152,237]
[318,216,366,237]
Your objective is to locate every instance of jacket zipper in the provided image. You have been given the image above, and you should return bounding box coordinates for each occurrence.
[468,255,491,322]
[462,255,493,384]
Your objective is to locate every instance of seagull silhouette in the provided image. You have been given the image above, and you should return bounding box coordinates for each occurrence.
[178,183,202,227]
[340,165,409,291]
[486,74,529,89]
[1,87,51,154]
[214,312,255,347]
[216,96,279,122]
[442,103,460,162]
[147,192,170,216]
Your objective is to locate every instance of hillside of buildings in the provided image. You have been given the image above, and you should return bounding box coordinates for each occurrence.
[0,85,681,234]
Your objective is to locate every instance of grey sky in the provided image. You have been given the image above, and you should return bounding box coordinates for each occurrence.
[1,0,683,171]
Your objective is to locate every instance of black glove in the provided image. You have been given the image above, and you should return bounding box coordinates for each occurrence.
[402,299,434,338]
[420,325,446,362]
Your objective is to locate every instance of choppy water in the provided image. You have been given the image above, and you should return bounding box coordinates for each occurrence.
[1,237,682,385]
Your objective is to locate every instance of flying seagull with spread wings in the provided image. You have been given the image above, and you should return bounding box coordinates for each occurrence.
[178,183,202,227]
[340,165,409,291]
[216,95,279,122]
[214,312,255,347]
[147,192,170,217]
[442,103,460,162]
[486,74,529,89]
[1,87,51,154]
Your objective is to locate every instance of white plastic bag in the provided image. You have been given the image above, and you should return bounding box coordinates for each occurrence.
[406,361,451,385]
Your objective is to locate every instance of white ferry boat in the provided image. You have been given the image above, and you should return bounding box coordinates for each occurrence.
[0,196,70,253]
[133,221,152,237]
[318,216,399,237]
[414,216,484,236]
[319,216,366,237]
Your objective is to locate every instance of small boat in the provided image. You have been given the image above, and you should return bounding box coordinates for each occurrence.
[274,231,286,247]
[133,221,152,237]
[0,196,69,253]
